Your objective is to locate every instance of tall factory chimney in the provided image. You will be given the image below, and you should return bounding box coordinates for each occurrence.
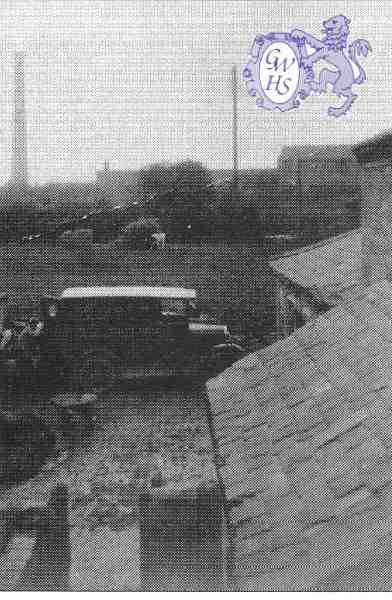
[12,52,28,187]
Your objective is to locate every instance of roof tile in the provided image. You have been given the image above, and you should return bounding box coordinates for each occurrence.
[335,487,372,515]
[312,411,368,449]
[306,497,339,524]
[362,461,392,491]
[231,494,269,523]
[234,543,309,579]
[349,437,387,463]
[236,516,274,540]
[329,469,365,498]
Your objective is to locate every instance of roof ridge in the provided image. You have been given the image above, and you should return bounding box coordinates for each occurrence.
[281,143,353,149]
[269,228,361,262]
[279,144,356,161]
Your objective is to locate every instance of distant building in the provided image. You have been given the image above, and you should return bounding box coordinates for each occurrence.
[275,145,361,240]
[352,131,392,287]
[204,130,392,591]
[278,144,359,191]
[269,131,392,339]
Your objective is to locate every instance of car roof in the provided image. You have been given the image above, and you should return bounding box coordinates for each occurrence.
[60,286,197,299]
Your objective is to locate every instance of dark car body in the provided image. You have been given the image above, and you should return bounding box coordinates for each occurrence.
[38,286,244,390]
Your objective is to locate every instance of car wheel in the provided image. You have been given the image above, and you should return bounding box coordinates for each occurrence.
[70,351,119,392]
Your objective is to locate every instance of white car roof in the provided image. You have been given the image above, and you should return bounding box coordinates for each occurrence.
[60,286,197,299]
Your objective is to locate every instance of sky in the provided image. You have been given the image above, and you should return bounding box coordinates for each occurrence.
[0,0,389,184]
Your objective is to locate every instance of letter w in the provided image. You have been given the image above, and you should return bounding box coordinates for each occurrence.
[266,48,295,72]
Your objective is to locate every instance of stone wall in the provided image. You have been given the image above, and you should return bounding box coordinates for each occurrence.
[353,133,392,286]
[0,484,71,590]
[139,482,225,591]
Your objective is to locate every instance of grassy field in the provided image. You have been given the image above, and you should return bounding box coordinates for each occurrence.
[1,241,280,348]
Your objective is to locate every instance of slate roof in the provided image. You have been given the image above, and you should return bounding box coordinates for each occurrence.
[279,144,356,163]
[207,280,392,590]
[269,229,364,306]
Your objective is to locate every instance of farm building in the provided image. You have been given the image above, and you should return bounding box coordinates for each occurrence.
[276,145,361,240]
[278,144,359,190]
[269,229,364,338]
[352,131,392,287]
[207,279,392,590]
[269,130,392,340]
[205,131,392,589]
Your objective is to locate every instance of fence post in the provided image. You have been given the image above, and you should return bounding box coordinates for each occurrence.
[17,484,71,590]
[139,482,223,591]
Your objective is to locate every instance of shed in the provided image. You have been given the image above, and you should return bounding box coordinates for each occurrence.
[278,144,359,189]
[269,229,364,338]
[207,279,392,590]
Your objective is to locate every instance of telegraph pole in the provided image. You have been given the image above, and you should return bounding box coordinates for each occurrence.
[232,65,239,203]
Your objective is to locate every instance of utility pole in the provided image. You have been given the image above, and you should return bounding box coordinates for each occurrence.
[231,65,239,203]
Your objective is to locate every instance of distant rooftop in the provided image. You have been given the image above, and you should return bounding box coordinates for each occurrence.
[207,279,392,590]
[279,144,356,163]
[352,130,392,164]
[269,229,364,305]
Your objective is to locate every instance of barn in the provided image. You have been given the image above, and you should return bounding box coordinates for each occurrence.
[205,130,392,590]
[269,229,364,338]
[207,279,392,590]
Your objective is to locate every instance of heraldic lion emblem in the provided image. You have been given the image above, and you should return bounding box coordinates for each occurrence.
[291,15,372,117]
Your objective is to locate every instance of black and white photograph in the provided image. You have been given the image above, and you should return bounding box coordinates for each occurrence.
[0,0,390,592]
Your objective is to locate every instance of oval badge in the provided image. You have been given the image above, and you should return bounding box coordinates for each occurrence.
[243,32,311,112]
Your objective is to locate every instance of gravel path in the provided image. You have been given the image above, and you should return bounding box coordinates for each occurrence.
[0,380,216,590]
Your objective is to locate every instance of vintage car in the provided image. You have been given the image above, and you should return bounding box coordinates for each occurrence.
[38,286,244,390]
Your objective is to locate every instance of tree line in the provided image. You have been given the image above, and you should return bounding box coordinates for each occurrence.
[137,160,361,243]
[138,160,266,242]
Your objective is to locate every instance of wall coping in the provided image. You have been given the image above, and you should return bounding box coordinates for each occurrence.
[352,131,392,164]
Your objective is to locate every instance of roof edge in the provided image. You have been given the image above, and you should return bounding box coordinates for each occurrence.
[269,228,361,266]
[352,131,392,164]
